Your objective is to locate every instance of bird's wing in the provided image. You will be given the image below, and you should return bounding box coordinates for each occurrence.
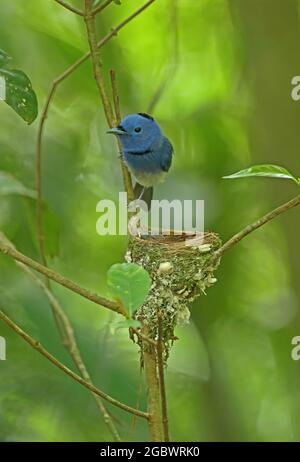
[160,137,173,172]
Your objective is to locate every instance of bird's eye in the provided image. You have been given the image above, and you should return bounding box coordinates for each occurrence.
[134,127,142,133]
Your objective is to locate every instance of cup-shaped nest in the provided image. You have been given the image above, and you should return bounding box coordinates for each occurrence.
[126,231,221,355]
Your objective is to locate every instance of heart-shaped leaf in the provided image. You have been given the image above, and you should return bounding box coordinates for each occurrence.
[0,50,38,124]
[0,171,37,198]
[223,164,300,185]
[107,263,151,316]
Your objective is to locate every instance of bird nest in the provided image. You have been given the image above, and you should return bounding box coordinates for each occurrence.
[125,231,222,357]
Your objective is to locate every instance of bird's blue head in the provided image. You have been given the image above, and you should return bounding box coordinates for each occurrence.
[107,113,162,153]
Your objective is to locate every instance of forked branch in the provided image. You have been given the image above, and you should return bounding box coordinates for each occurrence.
[53,0,84,16]
[92,0,115,16]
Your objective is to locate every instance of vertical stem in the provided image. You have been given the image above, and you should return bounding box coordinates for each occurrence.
[110,69,122,124]
[157,311,170,442]
[92,0,114,16]
[110,69,134,202]
[142,327,163,442]
[84,3,134,202]
[84,0,115,127]
[36,83,56,269]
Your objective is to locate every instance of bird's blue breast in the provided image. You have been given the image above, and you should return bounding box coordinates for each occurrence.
[123,150,164,186]
[123,150,162,174]
[122,136,173,187]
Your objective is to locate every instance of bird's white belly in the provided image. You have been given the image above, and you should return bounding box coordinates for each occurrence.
[132,170,167,187]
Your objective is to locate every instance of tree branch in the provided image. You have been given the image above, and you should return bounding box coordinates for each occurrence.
[214,193,300,259]
[0,234,126,316]
[0,310,148,420]
[142,327,163,441]
[54,0,84,16]
[157,311,170,442]
[36,0,156,262]
[0,233,121,441]
[110,69,121,124]
[110,69,134,201]
[92,0,114,16]
[84,0,115,126]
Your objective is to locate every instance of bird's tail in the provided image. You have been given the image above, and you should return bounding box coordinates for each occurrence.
[134,183,153,210]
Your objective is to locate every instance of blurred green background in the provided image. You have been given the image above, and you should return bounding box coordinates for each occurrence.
[1,0,300,442]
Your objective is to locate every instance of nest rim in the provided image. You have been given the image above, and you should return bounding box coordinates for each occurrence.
[129,230,220,254]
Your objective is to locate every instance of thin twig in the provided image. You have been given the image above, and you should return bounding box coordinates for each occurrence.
[157,311,170,442]
[0,310,148,420]
[110,69,134,201]
[85,0,134,200]
[36,0,156,260]
[84,0,115,126]
[110,69,121,124]
[214,194,300,259]
[0,233,121,441]
[54,0,84,16]
[92,0,114,16]
[142,326,163,441]
[0,235,126,316]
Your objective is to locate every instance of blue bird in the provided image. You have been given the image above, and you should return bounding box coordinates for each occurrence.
[107,113,173,208]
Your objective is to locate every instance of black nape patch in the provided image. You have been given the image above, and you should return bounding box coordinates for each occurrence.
[137,112,154,121]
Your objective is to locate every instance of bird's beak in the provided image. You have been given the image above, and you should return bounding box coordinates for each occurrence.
[106,127,128,136]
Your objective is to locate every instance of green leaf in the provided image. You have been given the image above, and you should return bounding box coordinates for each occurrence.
[0,171,37,198]
[107,263,151,316]
[113,0,122,4]
[0,50,38,124]
[223,164,300,185]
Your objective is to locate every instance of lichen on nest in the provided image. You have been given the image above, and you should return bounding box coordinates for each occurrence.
[126,231,221,357]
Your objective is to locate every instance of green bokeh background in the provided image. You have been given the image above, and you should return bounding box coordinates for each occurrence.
[0,0,300,442]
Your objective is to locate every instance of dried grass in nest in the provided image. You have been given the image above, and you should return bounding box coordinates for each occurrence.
[132,231,219,254]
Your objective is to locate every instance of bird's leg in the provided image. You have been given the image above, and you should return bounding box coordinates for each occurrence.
[137,186,145,201]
